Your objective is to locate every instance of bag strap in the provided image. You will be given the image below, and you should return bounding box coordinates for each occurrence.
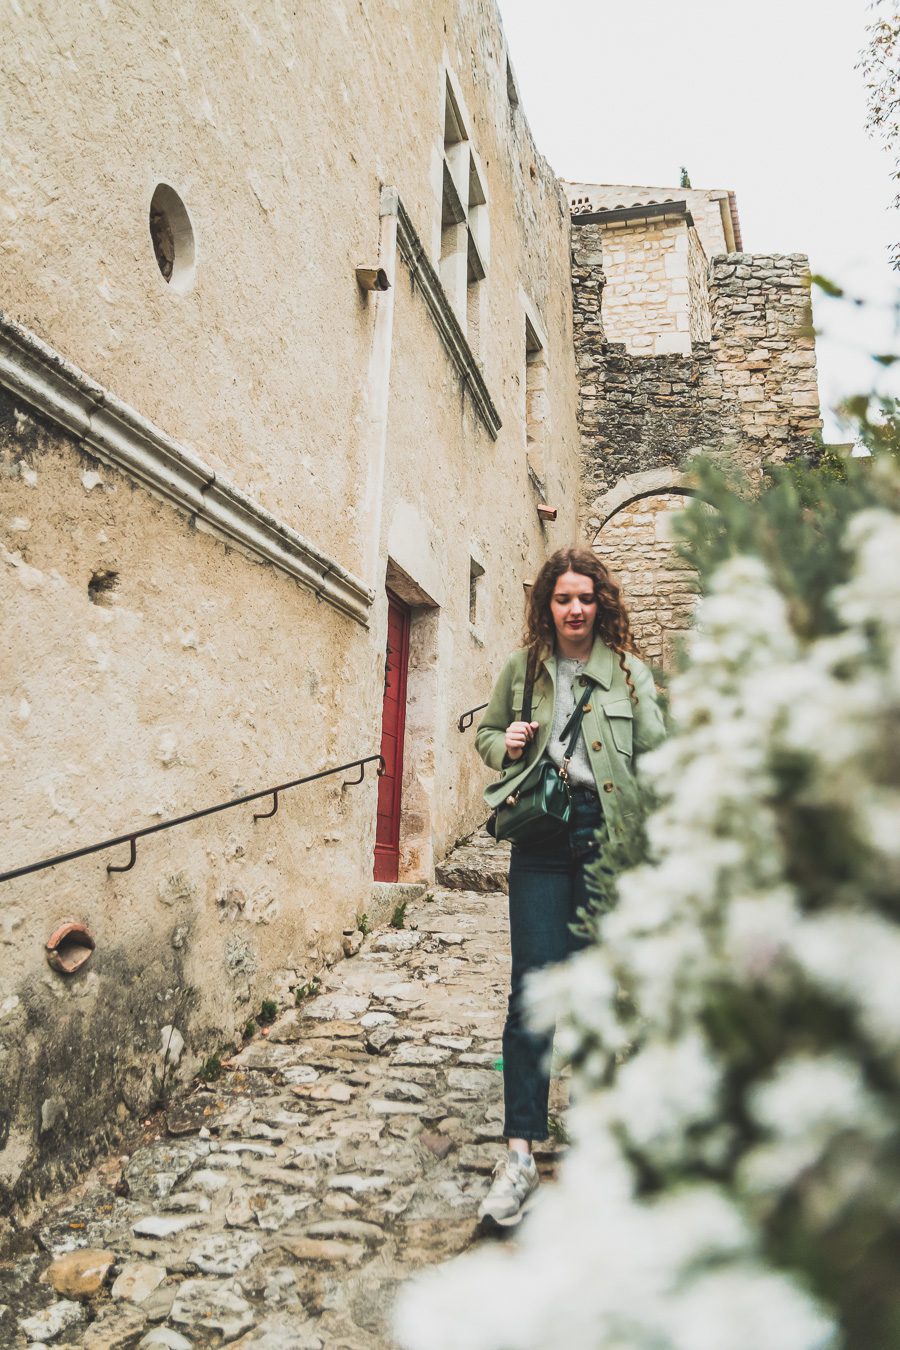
[521,652,593,776]
[558,680,594,781]
[521,647,539,724]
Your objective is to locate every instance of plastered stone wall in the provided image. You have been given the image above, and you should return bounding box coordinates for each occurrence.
[1,400,381,1208]
[0,0,581,1213]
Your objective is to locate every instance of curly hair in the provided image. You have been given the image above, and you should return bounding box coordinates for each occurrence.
[523,547,640,700]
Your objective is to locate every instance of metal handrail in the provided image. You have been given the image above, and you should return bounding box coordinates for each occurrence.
[457,703,488,732]
[0,754,386,885]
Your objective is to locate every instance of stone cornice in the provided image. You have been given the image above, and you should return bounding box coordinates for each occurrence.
[390,193,501,440]
[0,312,374,626]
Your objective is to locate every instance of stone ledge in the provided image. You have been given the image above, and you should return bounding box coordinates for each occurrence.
[389,191,502,441]
[0,312,375,626]
[369,882,427,927]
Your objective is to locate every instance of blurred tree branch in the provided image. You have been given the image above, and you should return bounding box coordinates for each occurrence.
[858,0,900,269]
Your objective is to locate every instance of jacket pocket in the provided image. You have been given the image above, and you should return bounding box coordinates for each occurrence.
[603,697,634,757]
[511,682,544,718]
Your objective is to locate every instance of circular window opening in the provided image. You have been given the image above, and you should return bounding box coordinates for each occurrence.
[149,183,195,294]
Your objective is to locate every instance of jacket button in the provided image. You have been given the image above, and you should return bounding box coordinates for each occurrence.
[592,740,602,752]
[583,704,592,713]
[603,781,615,793]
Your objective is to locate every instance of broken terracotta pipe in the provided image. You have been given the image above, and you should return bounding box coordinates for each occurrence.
[355,266,391,292]
[46,920,96,975]
[537,503,558,521]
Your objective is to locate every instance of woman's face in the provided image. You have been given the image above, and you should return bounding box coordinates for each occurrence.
[549,569,598,646]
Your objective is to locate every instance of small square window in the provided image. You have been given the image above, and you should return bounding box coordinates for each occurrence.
[525,314,549,467]
[469,558,485,625]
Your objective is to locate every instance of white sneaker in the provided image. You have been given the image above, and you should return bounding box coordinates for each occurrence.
[477,1150,539,1230]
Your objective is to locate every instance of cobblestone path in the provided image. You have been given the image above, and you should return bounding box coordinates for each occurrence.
[2,834,565,1348]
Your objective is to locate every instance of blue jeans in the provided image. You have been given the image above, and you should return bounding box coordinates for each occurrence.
[502,790,602,1141]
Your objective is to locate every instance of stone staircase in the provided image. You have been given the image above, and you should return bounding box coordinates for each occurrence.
[0,830,567,1350]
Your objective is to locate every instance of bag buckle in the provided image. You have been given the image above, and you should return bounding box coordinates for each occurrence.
[505,792,520,806]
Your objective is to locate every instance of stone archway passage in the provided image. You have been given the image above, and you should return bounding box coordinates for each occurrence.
[590,477,700,672]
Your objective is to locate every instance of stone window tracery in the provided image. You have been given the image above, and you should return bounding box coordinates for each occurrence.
[438,73,488,354]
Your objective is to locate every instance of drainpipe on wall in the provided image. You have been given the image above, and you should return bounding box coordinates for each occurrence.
[361,186,400,584]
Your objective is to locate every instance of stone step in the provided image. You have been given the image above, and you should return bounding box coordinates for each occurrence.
[434,828,510,893]
[6,831,530,1349]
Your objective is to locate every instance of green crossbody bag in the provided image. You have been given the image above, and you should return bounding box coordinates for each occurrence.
[488,661,594,847]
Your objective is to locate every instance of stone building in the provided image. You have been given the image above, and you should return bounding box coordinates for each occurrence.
[0,8,821,1213]
[566,181,822,666]
[0,1,581,1212]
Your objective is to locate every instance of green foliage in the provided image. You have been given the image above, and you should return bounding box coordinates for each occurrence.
[838,392,900,460]
[243,1019,257,1039]
[857,0,900,269]
[356,911,371,937]
[673,449,900,644]
[679,165,692,189]
[258,998,278,1024]
[390,900,408,929]
[645,454,900,1341]
[294,976,321,1005]
[809,272,845,298]
[547,1113,570,1146]
[198,1053,224,1082]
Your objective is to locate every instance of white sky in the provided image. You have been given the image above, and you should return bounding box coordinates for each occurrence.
[498,0,899,440]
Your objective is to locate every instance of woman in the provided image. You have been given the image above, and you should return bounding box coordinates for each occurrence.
[474,546,665,1232]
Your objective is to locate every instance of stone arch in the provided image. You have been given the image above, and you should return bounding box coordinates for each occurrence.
[587,469,700,671]
[587,468,697,538]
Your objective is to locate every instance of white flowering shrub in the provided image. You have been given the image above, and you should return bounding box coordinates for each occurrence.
[395,458,900,1350]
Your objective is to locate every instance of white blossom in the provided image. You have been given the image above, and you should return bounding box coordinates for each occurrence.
[606,1035,720,1157]
[665,1266,837,1350]
[396,510,900,1349]
[787,911,900,1049]
[749,1054,884,1142]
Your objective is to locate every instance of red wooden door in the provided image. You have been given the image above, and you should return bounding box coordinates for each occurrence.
[374,592,410,882]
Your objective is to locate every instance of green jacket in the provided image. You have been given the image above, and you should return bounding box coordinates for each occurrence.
[475,638,665,840]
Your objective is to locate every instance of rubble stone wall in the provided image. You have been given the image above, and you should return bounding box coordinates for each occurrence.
[575,336,716,516]
[574,231,822,671]
[708,253,822,463]
[575,233,823,513]
[688,224,712,345]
